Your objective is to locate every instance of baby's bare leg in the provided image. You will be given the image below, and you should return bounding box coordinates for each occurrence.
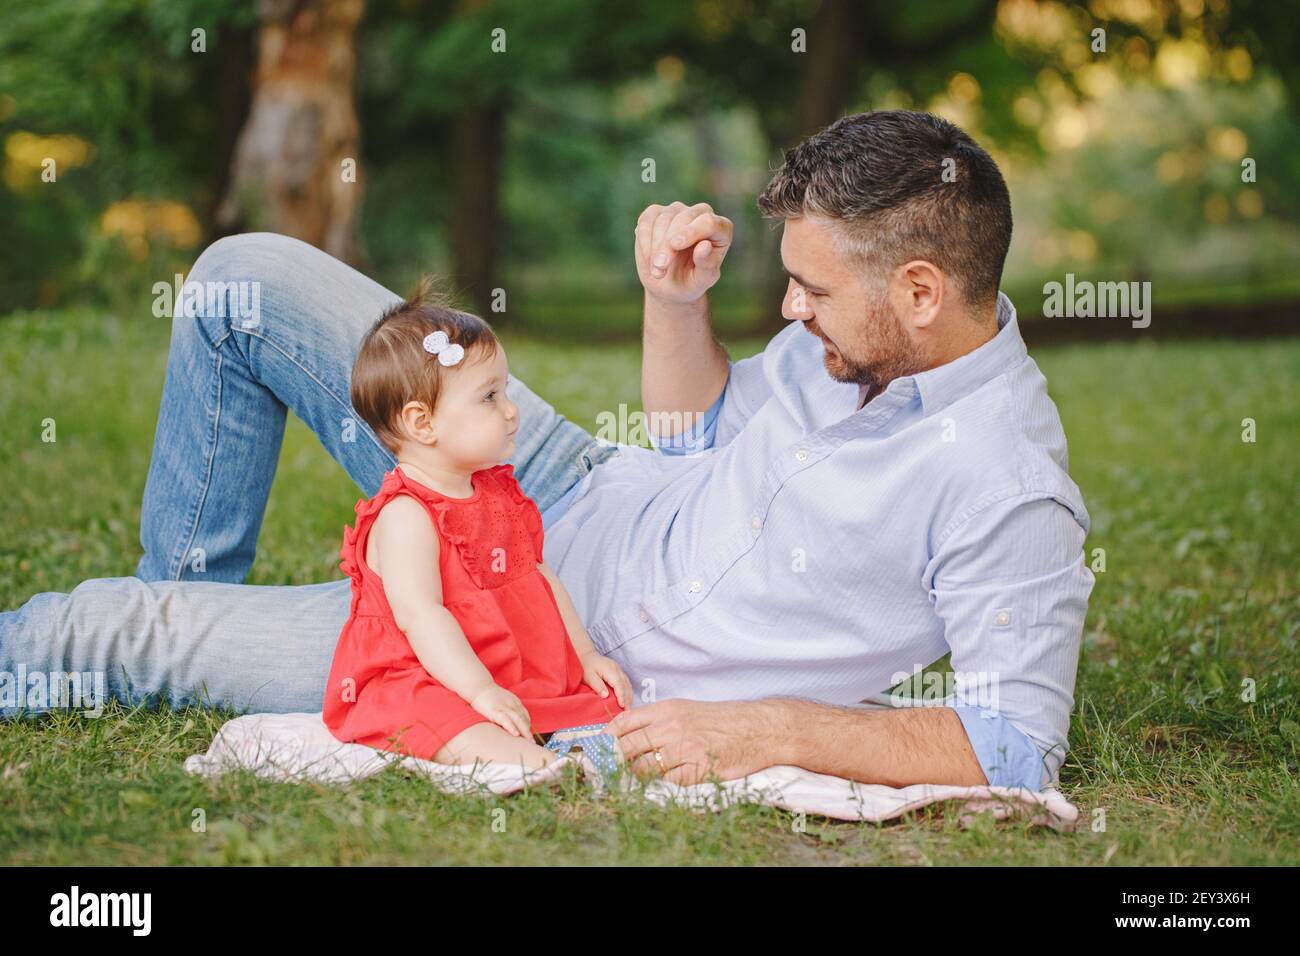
[433,723,557,770]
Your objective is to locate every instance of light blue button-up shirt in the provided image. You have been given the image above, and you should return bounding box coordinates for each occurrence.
[540,293,1094,791]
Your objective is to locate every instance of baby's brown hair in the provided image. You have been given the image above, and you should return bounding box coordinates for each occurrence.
[350,276,500,455]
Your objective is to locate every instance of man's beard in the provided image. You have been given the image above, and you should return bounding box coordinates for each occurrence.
[807,290,927,390]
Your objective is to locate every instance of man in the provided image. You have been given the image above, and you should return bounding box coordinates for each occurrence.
[1,110,1093,790]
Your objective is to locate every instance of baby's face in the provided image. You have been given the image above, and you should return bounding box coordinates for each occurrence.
[432,346,519,468]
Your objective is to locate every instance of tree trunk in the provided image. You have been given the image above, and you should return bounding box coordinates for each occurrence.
[449,98,507,318]
[217,0,365,264]
[757,0,862,335]
[197,23,256,246]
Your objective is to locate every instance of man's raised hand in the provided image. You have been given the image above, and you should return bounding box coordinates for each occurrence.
[634,202,733,305]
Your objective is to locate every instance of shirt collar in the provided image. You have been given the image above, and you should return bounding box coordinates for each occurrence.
[886,291,1027,418]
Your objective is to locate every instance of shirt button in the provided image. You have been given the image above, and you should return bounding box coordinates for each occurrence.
[795,449,809,461]
[750,516,761,530]
[995,611,1011,626]
[688,581,701,593]
[638,609,649,622]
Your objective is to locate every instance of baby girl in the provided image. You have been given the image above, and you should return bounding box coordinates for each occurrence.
[322,278,631,775]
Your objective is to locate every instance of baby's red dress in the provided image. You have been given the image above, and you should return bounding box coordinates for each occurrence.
[322,463,624,760]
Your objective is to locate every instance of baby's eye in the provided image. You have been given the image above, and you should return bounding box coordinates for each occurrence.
[484,390,497,401]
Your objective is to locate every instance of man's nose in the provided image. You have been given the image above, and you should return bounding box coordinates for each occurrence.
[781,280,813,322]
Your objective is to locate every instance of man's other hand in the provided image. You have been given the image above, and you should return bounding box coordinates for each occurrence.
[606,698,781,784]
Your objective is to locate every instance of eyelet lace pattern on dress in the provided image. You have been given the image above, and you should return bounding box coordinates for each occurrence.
[339,463,545,594]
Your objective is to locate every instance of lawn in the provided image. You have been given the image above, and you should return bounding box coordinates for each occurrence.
[1,308,1297,865]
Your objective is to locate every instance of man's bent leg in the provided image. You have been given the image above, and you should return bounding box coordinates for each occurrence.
[0,577,350,719]
[136,234,402,583]
[137,232,614,583]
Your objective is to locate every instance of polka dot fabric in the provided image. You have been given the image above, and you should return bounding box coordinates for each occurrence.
[543,723,623,780]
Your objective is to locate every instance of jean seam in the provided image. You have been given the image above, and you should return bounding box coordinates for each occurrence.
[171,347,225,581]
[207,314,233,351]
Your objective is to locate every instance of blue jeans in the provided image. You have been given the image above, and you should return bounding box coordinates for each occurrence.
[0,233,618,720]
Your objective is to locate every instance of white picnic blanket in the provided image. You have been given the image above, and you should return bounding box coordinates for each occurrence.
[182,711,1079,831]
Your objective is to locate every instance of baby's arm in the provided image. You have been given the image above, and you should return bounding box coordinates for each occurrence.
[369,495,530,737]
[538,560,631,707]
[537,560,597,656]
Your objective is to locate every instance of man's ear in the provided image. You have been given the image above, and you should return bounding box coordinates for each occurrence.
[895,260,945,330]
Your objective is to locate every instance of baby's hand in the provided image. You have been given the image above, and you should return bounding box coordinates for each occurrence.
[580,651,632,709]
[469,684,532,738]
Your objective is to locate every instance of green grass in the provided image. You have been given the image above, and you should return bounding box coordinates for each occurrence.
[1,309,1297,865]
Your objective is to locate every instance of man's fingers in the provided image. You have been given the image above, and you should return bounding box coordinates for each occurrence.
[693,239,713,268]
[663,761,706,785]
[669,211,731,253]
[635,204,669,273]
[636,203,662,229]
[634,225,648,268]
[654,213,731,279]
[649,202,688,268]
[628,745,687,780]
[635,202,732,287]
[634,207,658,266]
[606,702,659,738]
[624,742,664,778]
[662,204,703,251]
[650,203,717,277]
[614,726,665,770]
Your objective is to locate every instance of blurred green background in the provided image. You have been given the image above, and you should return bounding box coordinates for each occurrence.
[1,0,1297,339]
[2,0,1298,864]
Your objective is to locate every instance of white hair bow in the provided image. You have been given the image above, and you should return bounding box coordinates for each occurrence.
[422,330,466,367]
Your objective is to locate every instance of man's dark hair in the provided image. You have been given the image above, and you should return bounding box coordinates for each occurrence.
[757,109,1013,311]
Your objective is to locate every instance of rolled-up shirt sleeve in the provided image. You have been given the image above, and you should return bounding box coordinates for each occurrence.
[949,704,1047,791]
[647,368,727,456]
[647,351,773,456]
[925,494,1095,790]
